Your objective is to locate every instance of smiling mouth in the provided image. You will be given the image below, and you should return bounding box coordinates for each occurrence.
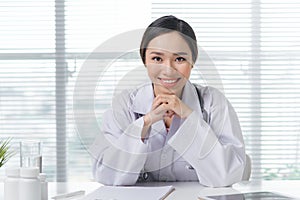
[158,77,181,87]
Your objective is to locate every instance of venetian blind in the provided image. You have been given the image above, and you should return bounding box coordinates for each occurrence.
[0,0,57,180]
[152,0,300,180]
[1,0,299,182]
[0,0,151,181]
[63,0,150,182]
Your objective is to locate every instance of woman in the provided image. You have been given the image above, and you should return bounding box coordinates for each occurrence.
[91,15,246,187]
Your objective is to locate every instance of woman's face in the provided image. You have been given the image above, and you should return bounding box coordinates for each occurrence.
[145,31,193,97]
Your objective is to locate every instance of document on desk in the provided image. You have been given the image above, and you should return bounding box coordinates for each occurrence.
[78,185,175,200]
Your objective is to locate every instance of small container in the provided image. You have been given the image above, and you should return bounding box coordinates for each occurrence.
[20,140,42,173]
[39,173,48,200]
[19,167,41,200]
[4,167,20,200]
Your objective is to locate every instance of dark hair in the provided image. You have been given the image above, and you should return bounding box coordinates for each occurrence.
[140,15,198,64]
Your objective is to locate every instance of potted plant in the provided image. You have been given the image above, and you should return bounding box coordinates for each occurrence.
[0,138,14,168]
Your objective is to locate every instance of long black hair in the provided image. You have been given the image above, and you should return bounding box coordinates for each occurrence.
[140,15,198,64]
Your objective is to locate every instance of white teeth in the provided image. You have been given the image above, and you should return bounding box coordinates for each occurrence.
[162,79,177,83]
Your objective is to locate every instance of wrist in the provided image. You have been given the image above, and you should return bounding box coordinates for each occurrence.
[143,114,152,127]
[182,109,193,118]
[141,115,151,140]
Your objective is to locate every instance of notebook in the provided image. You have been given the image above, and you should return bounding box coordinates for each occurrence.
[78,185,175,200]
[198,191,296,200]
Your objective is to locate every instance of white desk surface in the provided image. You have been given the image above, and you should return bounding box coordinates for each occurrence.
[1,180,300,199]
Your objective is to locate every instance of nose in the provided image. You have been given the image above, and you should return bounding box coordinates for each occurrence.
[163,59,176,74]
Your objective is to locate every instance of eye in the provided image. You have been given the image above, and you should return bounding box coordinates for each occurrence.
[152,56,162,62]
[175,57,186,63]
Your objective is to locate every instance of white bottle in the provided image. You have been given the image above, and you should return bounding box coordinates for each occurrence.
[39,173,48,200]
[4,167,20,200]
[19,167,41,200]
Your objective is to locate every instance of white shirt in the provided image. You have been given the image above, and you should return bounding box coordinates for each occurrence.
[90,81,246,187]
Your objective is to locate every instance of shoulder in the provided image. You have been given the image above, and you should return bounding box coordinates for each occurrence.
[192,84,233,114]
[194,84,227,101]
[112,82,152,109]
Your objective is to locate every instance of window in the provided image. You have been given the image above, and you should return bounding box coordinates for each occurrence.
[0,0,57,180]
[152,0,300,180]
[0,0,150,181]
[1,0,299,181]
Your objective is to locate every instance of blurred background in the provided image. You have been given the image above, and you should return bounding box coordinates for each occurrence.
[0,0,299,182]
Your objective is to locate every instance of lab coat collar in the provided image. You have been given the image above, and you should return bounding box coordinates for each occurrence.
[131,81,203,119]
[131,82,154,115]
[181,81,203,118]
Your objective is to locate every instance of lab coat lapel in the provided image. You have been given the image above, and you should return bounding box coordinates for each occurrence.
[166,82,204,139]
[131,82,154,115]
[181,81,204,120]
[131,82,168,133]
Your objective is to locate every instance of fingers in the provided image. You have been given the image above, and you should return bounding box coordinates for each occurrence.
[152,97,165,110]
[151,94,178,118]
[164,110,175,117]
[153,94,175,106]
[151,96,168,112]
[147,93,191,125]
[152,94,191,118]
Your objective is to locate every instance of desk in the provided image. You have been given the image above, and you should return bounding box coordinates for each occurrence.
[137,181,300,199]
[1,180,300,199]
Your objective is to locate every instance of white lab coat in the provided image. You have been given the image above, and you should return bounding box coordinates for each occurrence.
[90,81,246,187]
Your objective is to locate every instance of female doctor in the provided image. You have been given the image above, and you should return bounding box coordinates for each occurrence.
[91,15,246,187]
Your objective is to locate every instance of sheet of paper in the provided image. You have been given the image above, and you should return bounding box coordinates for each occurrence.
[78,185,175,200]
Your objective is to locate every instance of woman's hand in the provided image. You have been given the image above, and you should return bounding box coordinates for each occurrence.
[141,94,192,140]
[144,94,193,126]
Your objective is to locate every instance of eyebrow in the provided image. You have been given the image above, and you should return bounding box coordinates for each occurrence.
[149,51,188,56]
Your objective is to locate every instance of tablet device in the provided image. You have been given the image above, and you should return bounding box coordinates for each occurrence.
[199,191,295,200]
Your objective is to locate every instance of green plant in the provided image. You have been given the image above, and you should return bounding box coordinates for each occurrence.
[0,138,14,168]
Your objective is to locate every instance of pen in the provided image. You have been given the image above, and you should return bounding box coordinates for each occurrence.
[51,190,85,200]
